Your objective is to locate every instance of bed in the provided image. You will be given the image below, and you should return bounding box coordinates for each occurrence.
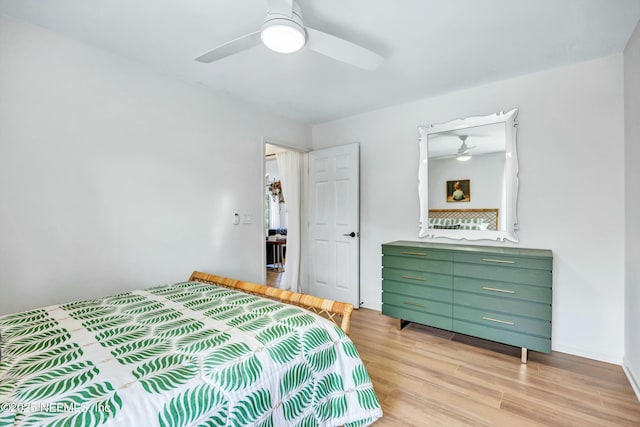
[0,272,382,426]
[428,208,499,230]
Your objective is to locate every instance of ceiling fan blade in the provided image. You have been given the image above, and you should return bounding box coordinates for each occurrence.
[431,153,465,160]
[195,31,261,63]
[305,27,383,71]
[457,141,468,154]
[266,0,293,16]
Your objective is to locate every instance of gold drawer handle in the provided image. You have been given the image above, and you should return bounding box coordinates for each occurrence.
[482,258,516,264]
[403,301,426,308]
[402,251,428,256]
[402,275,427,282]
[482,286,515,294]
[482,316,514,325]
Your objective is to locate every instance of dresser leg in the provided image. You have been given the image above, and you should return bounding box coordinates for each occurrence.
[521,347,528,363]
[398,319,410,330]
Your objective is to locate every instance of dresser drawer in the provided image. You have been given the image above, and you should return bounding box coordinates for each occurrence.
[453,252,551,271]
[454,262,551,287]
[383,267,452,289]
[453,305,551,338]
[383,280,452,303]
[383,245,453,262]
[383,255,453,275]
[454,277,551,304]
[382,304,452,331]
[382,292,452,317]
[454,291,551,320]
[453,319,551,353]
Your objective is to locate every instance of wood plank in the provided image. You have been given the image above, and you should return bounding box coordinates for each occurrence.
[348,308,640,425]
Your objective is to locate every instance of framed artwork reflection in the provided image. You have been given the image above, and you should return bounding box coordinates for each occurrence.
[447,179,470,202]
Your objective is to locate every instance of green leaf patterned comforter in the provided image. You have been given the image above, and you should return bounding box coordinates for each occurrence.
[0,281,382,426]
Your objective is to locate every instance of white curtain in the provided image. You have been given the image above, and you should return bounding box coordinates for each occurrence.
[269,195,284,229]
[276,151,302,291]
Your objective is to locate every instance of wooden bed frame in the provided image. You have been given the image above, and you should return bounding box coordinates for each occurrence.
[189,271,354,335]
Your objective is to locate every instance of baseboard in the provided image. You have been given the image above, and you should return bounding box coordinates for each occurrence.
[552,343,622,365]
[622,356,640,402]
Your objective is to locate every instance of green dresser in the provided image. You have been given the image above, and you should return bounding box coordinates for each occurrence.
[382,241,552,362]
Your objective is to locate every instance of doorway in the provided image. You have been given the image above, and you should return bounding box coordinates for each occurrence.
[261,141,360,306]
[264,144,288,288]
[263,142,307,291]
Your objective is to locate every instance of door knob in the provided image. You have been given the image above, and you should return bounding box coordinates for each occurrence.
[344,232,356,238]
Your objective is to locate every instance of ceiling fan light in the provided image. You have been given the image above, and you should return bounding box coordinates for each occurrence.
[457,154,472,161]
[261,18,306,53]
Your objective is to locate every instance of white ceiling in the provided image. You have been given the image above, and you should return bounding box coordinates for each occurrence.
[1,0,639,125]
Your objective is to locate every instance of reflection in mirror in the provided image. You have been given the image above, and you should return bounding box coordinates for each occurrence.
[428,123,506,229]
[418,109,519,242]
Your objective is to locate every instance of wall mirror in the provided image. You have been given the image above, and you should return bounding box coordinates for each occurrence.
[418,109,519,242]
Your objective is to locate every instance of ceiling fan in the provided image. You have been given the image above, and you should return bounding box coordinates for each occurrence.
[194,0,383,71]
[454,135,475,161]
[456,135,475,155]
[432,135,476,161]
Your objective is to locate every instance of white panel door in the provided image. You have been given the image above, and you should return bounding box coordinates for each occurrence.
[308,143,360,307]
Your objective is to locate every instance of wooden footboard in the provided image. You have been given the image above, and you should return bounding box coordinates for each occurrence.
[189,271,354,335]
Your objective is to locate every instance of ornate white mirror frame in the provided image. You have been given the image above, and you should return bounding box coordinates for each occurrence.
[418,108,519,242]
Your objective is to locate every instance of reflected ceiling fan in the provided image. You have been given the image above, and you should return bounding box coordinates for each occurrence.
[194,0,383,71]
[456,135,475,157]
[437,135,476,161]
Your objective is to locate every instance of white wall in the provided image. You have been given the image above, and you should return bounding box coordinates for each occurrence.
[624,21,640,396]
[0,16,310,315]
[312,55,626,363]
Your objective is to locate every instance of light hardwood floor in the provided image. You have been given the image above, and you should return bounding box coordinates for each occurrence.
[348,308,640,426]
